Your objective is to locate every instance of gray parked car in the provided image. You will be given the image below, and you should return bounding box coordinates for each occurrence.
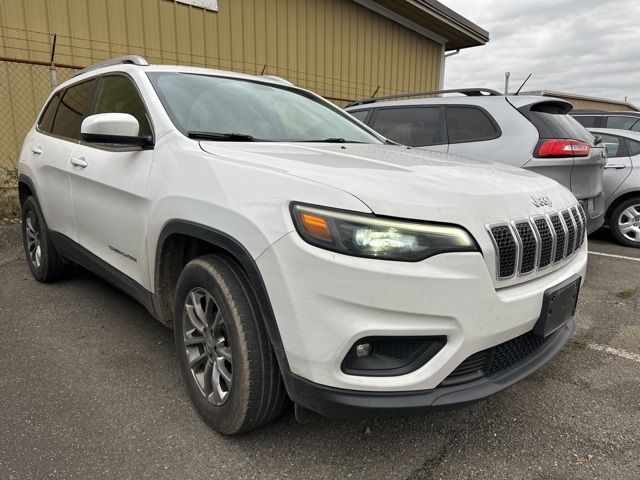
[572,111,640,132]
[588,127,640,247]
[346,89,607,233]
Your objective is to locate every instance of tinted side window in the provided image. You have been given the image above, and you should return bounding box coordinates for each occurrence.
[349,110,370,123]
[573,115,598,128]
[598,134,625,157]
[38,93,61,133]
[446,106,500,143]
[605,116,639,130]
[520,102,594,143]
[91,75,151,137]
[371,107,443,146]
[51,79,97,140]
[626,138,640,157]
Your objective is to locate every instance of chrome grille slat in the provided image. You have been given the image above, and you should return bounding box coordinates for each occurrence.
[488,204,583,281]
[571,206,584,249]
[549,213,567,263]
[562,209,577,256]
[533,217,553,269]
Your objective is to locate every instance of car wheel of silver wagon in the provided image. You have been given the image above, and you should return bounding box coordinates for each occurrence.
[173,254,287,435]
[610,198,640,248]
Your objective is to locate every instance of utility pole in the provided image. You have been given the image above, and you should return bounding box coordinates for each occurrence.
[504,72,510,95]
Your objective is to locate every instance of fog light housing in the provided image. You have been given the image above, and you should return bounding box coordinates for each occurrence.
[341,336,446,377]
[355,343,372,357]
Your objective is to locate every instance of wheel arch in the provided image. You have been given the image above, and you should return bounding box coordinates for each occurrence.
[605,190,640,221]
[18,174,38,207]
[154,220,284,348]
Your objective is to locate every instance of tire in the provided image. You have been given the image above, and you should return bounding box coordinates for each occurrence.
[21,196,71,282]
[609,197,640,248]
[173,254,287,434]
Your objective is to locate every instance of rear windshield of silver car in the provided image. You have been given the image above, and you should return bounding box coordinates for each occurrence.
[147,72,384,143]
[519,101,595,144]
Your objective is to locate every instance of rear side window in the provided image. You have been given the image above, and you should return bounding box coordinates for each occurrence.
[572,115,598,128]
[349,110,370,123]
[597,133,626,158]
[91,75,151,137]
[605,116,640,131]
[51,79,97,140]
[446,106,500,143]
[626,138,640,157]
[519,102,594,144]
[38,93,61,133]
[370,107,443,146]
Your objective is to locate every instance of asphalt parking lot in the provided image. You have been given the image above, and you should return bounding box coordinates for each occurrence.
[0,224,638,480]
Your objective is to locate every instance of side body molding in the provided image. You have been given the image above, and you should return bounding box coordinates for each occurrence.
[155,220,284,349]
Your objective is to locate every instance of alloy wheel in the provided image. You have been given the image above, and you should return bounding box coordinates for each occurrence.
[182,287,233,406]
[617,204,640,244]
[25,211,42,269]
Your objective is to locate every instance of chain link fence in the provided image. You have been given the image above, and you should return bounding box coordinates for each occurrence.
[0,58,79,182]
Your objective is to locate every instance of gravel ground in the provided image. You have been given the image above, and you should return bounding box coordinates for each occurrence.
[0,224,638,480]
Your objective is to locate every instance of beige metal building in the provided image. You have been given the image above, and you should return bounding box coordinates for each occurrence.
[523,90,639,112]
[0,0,487,177]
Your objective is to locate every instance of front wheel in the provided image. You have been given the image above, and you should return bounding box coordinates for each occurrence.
[610,198,640,248]
[173,254,287,434]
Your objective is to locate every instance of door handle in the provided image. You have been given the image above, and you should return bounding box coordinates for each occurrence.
[604,163,627,169]
[31,146,43,155]
[69,157,88,168]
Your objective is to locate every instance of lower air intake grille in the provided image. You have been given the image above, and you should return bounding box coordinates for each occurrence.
[439,330,555,387]
[485,331,551,377]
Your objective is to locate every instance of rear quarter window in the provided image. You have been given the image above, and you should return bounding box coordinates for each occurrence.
[37,93,61,133]
[348,109,370,123]
[446,106,501,144]
[519,102,594,144]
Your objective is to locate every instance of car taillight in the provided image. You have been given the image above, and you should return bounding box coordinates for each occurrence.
[535,139,591,158]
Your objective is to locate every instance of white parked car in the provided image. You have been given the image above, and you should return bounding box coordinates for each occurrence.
[19,56,587,434]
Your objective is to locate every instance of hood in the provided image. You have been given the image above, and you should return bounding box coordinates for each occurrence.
[199,142,578,222]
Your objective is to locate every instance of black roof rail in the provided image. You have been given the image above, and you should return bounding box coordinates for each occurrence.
[347,88,503,107]
[73,55,149,77]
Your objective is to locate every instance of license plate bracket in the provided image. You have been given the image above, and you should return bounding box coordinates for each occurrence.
[534,274,581,337]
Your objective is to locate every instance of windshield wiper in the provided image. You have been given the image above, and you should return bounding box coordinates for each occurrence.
[188,131,257,142]
[298,137,366,143]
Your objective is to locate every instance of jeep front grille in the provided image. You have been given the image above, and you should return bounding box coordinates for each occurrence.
[487,204,586,280]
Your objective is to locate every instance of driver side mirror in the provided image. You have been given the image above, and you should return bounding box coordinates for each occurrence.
[81,113,153,147]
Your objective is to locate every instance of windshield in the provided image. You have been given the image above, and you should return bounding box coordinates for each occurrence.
[147,72,383,143]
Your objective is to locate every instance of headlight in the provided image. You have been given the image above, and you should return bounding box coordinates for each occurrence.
[290,203,478,261]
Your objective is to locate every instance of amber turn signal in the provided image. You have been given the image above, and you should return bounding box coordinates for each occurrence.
[300,212,332,239]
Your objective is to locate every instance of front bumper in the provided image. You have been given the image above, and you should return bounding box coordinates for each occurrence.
[277,318,574,418]
[257,232,587,393]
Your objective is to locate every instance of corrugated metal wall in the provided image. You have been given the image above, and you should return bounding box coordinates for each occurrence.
[0,0,443,174]
[556,98,636,112]
[0,0,443,101]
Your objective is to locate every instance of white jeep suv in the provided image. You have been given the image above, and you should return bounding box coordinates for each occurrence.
[18,56,587,434]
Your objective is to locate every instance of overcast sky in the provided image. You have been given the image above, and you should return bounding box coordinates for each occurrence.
[440,0,640,106]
